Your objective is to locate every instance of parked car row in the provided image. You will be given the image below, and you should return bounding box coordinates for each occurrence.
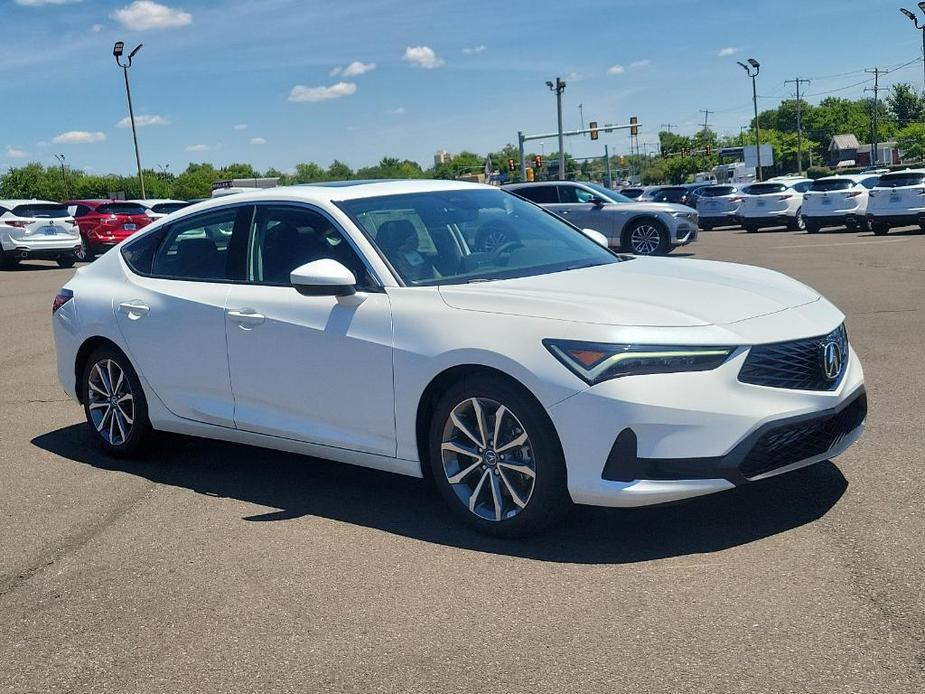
[0,198,191,268]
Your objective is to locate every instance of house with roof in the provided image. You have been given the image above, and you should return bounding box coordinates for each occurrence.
[828,134,859,167]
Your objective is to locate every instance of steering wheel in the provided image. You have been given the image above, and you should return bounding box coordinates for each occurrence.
[489,240,523,258]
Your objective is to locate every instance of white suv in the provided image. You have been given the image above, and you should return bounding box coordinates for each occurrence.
[0,200,82,268]
[865,169,925,235]
[737,177,813,232]
[696,184,748,230]
[801,175,880,233]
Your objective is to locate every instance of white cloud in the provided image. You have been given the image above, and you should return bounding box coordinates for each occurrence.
[288,81,357,103]
[630,59,651,68]
[403,46,444,69]
[52,131,106,144]
[249,137,267,145]
[116,114,169,128]
[233,123,248,130]
[607,64,625,75]
[718,47,740,57]
[391,107,406,114]
[185,143,210,152]
[341,60,375,77]
[5,147,30,158]
[15,0,80,5]
[90,23,103,32]
[462,45,487,55]
[329,66,342,76]
[111,1,192,31]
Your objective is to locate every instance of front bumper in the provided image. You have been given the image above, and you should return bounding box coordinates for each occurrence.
[672,225,698,246]
[548,343,865,508]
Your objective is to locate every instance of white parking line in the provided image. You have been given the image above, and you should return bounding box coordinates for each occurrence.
[770,238,912,250]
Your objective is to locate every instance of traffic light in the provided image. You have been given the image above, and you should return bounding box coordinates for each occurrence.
[705,144,712,156]
[526,167,535,182]
[629,116,638,136]
[507,158,515,172]
[619,156,626,166]
[534,155,542,169]
[589,121,599,140]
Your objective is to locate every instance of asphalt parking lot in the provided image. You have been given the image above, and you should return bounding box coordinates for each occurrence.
[1,224,923,693]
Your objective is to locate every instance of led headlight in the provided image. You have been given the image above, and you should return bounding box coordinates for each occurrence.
[544,339,734,385]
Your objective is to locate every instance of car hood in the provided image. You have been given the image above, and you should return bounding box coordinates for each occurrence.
[612,201,692,215]
[438,258,820,328]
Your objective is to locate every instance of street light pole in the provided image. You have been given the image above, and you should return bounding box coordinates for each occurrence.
[113,41,146,200]
[738,58,762,181]
[54,154,69,199]
[547,77,567,180]
[900,6,925,92]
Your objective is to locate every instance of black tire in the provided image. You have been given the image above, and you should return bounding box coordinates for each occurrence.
[700,223,714,231]
[57,256,76,268]
[75,237,94,262]
[805,223,820,234]
[0,252,19,269]
[81,346,154,457]
[623,219,670,256]
[871,223,890,236]
[788,211,805,231]
[428,375,570,537]
[744,224,759,233]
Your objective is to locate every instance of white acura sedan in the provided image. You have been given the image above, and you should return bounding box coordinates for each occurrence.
[52,180,866,536]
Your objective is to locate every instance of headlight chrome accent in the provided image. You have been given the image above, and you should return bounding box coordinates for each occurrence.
[544,339,734,385]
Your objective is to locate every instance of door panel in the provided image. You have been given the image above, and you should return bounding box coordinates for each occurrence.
[225,203,395,456]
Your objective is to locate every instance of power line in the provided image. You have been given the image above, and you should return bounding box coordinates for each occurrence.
[699,109,714,131]
[865,67,888,166]
[784,77,811,173]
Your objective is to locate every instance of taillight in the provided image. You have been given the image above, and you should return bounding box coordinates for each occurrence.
[102,216,119,225]
[52,289,73,314]
[6,219,32,228]
[846,191,863,198]
[778,194,792,200]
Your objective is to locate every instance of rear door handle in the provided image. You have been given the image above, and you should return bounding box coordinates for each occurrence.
[118,301,150,319]
[227,308,266,328]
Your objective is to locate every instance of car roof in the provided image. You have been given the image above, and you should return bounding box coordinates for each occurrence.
[0,199,62,207]
[128,198,187,206]
[814,174,878,182]
[63,199,115,206]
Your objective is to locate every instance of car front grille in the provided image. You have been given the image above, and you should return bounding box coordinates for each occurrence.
[738,324,849,391]
[739,392,867,479]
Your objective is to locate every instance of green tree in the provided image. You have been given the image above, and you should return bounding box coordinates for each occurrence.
[896,122,925,161]
[326,160,353,180]
[886,83,923,128]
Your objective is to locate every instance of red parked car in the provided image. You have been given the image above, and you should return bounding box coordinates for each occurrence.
[64,199,152,261]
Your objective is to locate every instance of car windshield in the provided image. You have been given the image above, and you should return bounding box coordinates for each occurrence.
[748,183,787,195]
[700,186,736,197]
[10,204,69,218]
[339,188,621,287]
[877,172,925,187]
[810,179,853,192]
[583,183,632,203]
[150,202,188,214]
[97,203,147,215]
[621,189,643,198]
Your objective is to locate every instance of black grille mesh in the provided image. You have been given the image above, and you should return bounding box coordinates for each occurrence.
[739,393,867,479]
[739,324,848,391]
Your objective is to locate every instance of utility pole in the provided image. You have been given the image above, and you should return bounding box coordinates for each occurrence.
[113,41,146,199]
[604,144,613,188]
[578,103,585,135]
[660,123,677,133]
[54,154,69,199]
[865,67,888,167]
[784,77,810,173]
[546,78,567,180]
[699,109,714,132]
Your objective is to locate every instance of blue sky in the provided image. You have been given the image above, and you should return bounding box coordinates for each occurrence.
[2,0,924,175]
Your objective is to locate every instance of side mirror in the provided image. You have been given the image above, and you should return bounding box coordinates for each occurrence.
[589,196,606,207]
[581,228,609,248]
[290,259,356,297]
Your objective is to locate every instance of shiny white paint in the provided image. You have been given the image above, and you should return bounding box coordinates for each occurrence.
[0,199,80,254]
[866,169,925,224]
[802,175,879,224]
[738,177,813,227]
[53,180,865,509]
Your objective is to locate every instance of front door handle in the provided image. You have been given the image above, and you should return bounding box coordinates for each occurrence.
[118,301,150,319]
[227,308,266,328]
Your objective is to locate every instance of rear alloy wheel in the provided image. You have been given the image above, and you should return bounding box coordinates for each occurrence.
[75,237,93,262]
[429,376,568,536]
[82,347,153,456]
[57,256,76,268]
[788,210,805,231]
[625,220,669,255]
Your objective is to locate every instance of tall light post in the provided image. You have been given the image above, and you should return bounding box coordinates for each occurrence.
[738,58,762,181]
[900,5,925,92]
[546,77,566,180]
[53,153,69,199]
[113,41,146,199]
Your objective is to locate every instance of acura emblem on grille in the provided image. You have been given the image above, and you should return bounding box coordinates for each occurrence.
[822,340,843,381]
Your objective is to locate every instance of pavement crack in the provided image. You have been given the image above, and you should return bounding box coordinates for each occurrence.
[0,482,157,600]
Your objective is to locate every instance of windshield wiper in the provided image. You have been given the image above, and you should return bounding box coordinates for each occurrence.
[466,277,500,284]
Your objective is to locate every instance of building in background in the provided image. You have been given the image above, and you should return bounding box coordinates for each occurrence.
[434,149,453,166]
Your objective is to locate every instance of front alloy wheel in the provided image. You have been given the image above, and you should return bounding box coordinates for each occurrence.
[626,221,669,255]
[82,346,153,456]
[440,397,536,522]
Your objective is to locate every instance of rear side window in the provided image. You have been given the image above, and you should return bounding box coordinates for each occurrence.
[514,186,558,204]
[792,181,812,193]
[861,177,879,189]
[121,228,166,275]
[150,202,188,214]
[700,186,736,197]
[748,183,787,195]
[151,208,241,281]
[97,203,147,215]
[11,204,70,218]
[810,179,852,192]
[877,173,925,187]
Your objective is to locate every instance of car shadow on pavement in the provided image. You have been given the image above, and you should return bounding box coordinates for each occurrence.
[32,424,847,565]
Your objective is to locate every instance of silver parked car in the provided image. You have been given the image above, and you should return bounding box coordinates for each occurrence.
[502,181,698,255]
